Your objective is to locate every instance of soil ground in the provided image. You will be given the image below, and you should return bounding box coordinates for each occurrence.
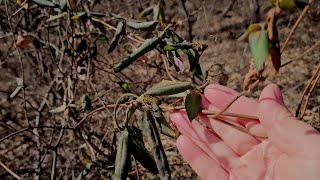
[0,0,319,179]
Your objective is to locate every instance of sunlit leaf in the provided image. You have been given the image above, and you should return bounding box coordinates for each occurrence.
[248,30,270,71]
[113,36,162,73]
[128,127,158,174]
[185,90,202,121]
[46,12,67,22]
[144,80,193,96]
[108,21,126,53]
[113,130,130,180]
[238,23,262,42]
[49,103,67,113]
[127,20,158,30]
[32,0,57,7]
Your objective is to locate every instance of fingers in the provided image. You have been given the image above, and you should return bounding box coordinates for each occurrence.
[204,84,266,137]
[177,135,229,180]
[199,114,260,156]
[258,84,320,158]
[171,112,238,170]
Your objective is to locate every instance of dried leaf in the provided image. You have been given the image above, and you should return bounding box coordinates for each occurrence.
[46,12,67,22]
[144,80,193,96]
[81,95,91,111]
[127,20,158,30]
[10,78,23,99]
[113,36,162,73]
[49,103,67,114]
[114,130,131,180]
[138,5,155,18]
[108,21,126,53]
[140,111,171,180]
[185,90,202,121]
[16,35,33,48]
[151,103,175,138]
[128,127,158,174]
[32,0,57,7]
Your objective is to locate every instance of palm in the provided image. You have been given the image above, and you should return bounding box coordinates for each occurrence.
[171,84,320,180]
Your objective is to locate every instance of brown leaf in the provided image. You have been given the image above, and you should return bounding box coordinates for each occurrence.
[16,35,33,48]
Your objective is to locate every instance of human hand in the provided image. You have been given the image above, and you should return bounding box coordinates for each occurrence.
[171,84,320,180]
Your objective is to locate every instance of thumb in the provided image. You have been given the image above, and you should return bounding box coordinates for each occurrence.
[258,84,320,158]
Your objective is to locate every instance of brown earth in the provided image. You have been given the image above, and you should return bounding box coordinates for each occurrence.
[0,0,319,179]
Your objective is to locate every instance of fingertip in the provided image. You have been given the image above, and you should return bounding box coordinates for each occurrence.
[259,84,284,105]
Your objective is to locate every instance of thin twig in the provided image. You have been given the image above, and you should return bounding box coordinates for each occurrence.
[296,63,320,117]
[300,68,320,119]
[161,54,177,82]
[281,39,320,67]
[280,0,314,53]
[211,80,260,119]
[0,161,22,180]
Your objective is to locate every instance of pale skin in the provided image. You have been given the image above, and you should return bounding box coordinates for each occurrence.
[171,84,320,180]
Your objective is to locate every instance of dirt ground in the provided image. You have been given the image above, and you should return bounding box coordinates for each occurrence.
[0,0,319,179]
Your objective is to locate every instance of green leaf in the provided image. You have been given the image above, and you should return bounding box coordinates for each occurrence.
[140,111,171,179]
[153,0,165,29]
[127,20,158,30]
[117,82,131,93]
[269,0,296,9]
[113,36,162,73]
[46,12,67,22]
[114,130,131,180]
[49,103,67,114]
[238,24,262,42]
[144,80,193,96]
[32,0,57,7]
[128,127,158,174]
[81,95,91,111]
[182,49,205,82]
[71,12,86,20]
[10,78,23,99]
[185,90,202,121]
[164,43,192,51]
[108,21,126,53]
[151,103,175,138]
[248,30,270,71]
[138,5,155,18]
[93,159,114,170]
[169,30,184,43]
[59,0,67,11]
